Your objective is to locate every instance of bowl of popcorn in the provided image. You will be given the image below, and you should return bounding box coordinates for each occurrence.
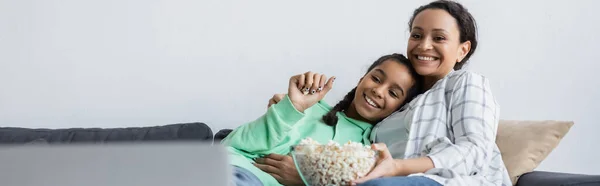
[290,138,377,186]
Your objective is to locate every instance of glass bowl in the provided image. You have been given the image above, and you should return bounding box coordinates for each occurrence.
[290,143,377,186]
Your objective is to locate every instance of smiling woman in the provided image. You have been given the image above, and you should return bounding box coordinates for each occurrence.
[355,1,511,186]
[220,53,423,186]
[407,3,477,89]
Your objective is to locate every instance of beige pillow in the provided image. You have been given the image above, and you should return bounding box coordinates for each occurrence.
[495,120,574,185]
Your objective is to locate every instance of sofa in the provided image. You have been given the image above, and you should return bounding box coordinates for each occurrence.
[1,121,599,186]
[0,122,213,144]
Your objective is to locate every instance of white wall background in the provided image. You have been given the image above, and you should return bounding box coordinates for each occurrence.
[1,0,598,174]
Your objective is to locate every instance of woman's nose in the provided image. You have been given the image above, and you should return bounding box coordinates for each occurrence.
[417,38,433,51]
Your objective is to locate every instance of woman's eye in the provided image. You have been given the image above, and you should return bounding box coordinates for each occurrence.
[434,36,446,41]
[411,34,421,39]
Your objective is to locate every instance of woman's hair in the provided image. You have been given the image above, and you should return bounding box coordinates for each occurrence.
[409,0,478,70]
[322,54,422,126]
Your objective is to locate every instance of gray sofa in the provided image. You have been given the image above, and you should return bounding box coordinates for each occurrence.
[0,122,213,143]
[1,123,598,186]
[214,129,600,186]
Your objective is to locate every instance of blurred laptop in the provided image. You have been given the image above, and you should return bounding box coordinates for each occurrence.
[0,142,231,186]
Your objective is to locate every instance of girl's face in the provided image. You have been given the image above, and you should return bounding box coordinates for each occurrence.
[407,9,471,80]
[349,60,416,123]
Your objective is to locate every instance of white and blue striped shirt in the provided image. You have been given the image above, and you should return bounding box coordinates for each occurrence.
[371,70,512,186]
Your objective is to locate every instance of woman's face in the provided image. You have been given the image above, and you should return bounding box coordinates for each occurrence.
[407,9,471,79]
[350,60,416,122]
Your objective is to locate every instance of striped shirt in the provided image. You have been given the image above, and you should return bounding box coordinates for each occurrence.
[371,70,512,186]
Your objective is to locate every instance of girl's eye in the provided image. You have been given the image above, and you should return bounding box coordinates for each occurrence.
[389,90,399,98]
[371,76,381,83]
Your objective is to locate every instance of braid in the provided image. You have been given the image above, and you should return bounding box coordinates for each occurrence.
[322,87,356,126]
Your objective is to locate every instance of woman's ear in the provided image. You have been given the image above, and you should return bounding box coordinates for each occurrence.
[457,40,471,63]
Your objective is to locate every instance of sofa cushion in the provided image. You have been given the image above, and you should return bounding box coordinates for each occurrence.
[0,122,213,144]
[496,120,574,185]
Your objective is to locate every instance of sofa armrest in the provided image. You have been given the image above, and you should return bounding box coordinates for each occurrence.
[214,129,233,142]
[516,171,600,186]
[0,122,213,143]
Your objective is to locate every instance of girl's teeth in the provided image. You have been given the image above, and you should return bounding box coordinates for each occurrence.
[418,56,436,61]
[365,96,378,108]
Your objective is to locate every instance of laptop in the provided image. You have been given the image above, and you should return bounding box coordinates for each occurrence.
[0,142,231,186]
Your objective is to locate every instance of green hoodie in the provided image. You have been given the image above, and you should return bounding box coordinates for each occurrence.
[221,95,373,186]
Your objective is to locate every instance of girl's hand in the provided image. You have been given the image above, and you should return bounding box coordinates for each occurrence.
[287,71,335,112]
[254,154,304,186]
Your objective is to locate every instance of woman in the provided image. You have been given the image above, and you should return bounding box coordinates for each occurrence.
[258,1,512,186]
[222,54,422,186]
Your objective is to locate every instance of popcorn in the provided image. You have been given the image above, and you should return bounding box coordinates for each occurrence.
[292,138,377,186]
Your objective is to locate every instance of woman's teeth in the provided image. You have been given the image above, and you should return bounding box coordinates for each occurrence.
[417,55,437,61]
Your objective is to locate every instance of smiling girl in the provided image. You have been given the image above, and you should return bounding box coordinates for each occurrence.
[222,54,422,186]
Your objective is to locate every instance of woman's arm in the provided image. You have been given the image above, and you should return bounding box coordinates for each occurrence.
[393,157,435,176]
[424,72,499,175]
[352,143,435,184]
[354,73,498,184]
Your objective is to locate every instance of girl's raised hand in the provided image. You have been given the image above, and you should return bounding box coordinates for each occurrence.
[287,71,335,113]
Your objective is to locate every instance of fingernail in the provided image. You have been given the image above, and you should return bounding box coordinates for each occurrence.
[317,87,322,91]
[311,90,316,94]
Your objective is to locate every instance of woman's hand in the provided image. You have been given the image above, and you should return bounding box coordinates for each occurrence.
[267,94,285,108]
[287,71,335,113]
[254,154,304,186]
[352,143,401,185]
